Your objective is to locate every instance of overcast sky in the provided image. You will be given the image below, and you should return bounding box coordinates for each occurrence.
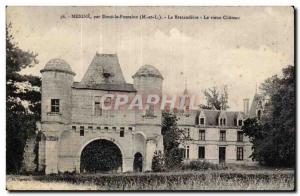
[6,6,294,110]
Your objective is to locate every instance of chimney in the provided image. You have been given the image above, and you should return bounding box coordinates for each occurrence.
[243,98,249,115]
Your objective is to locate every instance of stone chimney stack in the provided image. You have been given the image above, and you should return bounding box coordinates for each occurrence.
[243,98,249,115]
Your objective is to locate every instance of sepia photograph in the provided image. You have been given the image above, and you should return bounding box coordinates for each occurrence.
[5,6,295,191]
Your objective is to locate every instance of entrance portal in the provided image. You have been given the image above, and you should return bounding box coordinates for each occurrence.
[133,152,143,172]
[80,139,122,173]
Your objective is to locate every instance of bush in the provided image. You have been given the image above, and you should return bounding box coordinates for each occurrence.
[182,160,228,170]
[151,150,165,172]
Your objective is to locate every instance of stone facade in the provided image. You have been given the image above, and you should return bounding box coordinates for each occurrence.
[39,53,257,174]
[39,54,164,174]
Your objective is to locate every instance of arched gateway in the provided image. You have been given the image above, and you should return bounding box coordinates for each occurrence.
[80,139,122,173]
[39,54,164,174]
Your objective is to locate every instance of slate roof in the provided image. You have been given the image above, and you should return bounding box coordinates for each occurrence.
[72,82,136,92]
[41,58,75,75]
[177,109,245,127]
[76,53,137,92]
[132,64,164,79]
[80,53,126,85]
[249,93,264,118]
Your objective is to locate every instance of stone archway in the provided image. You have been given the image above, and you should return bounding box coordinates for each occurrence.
[80,139,122,173]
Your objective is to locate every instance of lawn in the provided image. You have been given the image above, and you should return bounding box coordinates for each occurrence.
[6,169,294,191]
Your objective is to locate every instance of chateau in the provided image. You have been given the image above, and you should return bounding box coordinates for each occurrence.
[37,53,260,174]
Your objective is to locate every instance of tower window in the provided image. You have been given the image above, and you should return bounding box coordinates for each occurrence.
[51,99,60,113]
[237,147,244,160]
[94,96,102,116]
[198,146,205,159]
[80,126,84,136]
[120,127,125,137]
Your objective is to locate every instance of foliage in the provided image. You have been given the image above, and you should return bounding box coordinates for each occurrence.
[8,170,294,190]
[151,150,165,172]
[242,65,295,167]
[181,160,228,170]
[202,85,229,110]
[6,23,41,174]
[161,112,184,169]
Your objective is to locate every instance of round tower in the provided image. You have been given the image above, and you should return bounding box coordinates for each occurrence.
[40,58,75,124]
[132,64,163,96]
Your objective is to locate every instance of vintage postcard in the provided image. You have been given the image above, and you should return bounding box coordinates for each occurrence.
[6,6,295,191]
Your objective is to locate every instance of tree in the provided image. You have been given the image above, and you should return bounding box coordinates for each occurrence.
[202,85,229,110]
[151,150,165,172]
[6,23,41,173]
[161,112,185,170]
[242,65,295,167]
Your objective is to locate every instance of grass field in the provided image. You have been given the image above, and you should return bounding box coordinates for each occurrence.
[6,169,294,191]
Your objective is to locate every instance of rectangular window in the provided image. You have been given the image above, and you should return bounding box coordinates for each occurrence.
[185,128,190,138]
[200,118,205,125]
[96,127,100,131]
[72,126,76,132]
[120,127,125,137]
[80,126,84,136]
[237,131,243,142]
[198,146,205,159]
[128,127,133,131]
[112,127,117,131]
[104,127,108,131]
[220,130,226,141]
[199,130,205,141]
[237,147,244,160]
[88,126,92,131]
[94,96,102,116]
[51,99,60,113]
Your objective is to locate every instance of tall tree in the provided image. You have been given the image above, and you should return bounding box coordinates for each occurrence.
[161,112,185,169]
[6,23,41,173]
[242,65,295,167]
[202,85,229,110]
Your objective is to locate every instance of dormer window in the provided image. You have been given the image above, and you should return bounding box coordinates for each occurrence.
[219,118,226,126]
[200,118,205,125]
[198,111,206,125]
[238,120,243,126]
[218,111,227,126]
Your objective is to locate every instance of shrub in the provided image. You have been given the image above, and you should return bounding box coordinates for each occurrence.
[182,160,228,170]
[151,150,165,172]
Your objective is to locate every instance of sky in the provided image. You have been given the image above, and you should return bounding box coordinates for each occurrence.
[6,6,294,111]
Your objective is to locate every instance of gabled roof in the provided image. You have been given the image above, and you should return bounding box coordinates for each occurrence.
[80,53,126,85]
